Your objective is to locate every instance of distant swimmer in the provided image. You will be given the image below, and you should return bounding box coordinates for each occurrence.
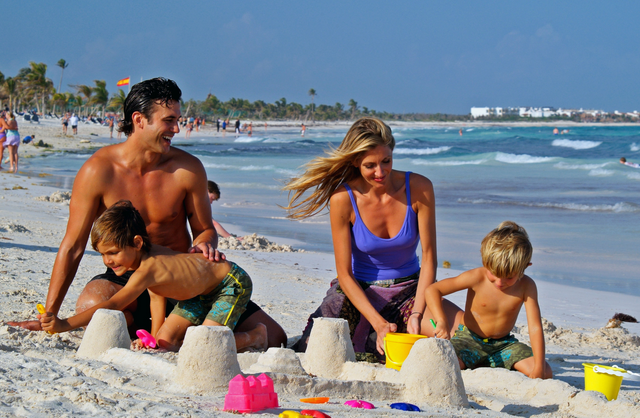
[553,128,559,135]
[301,123,306,137]
[459,129,463,136]
[620,157,640,168]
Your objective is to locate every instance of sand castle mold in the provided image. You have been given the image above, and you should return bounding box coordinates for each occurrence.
[76,309,130,359]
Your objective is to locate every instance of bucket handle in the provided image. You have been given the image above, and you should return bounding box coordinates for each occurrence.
[384,339,404,369]
[610,365,640,381]
[593,365,626,377]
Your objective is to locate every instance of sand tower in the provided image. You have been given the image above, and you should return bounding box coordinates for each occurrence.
[76,309,131,359]
[401,338,468,407]
[175,326,242,391]
[304,318,355,379]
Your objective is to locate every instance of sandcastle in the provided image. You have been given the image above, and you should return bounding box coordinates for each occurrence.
[76,309,130,359]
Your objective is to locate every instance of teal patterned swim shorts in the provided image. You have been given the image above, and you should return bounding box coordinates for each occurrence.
[170,262,252,329]
[450,324,533,370]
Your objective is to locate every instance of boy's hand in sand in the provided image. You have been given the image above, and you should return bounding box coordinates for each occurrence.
[188,243,225,262]
[434,321,451,340]
[6,320,43,331]
[375,322,397,355]
[39,312,69,334]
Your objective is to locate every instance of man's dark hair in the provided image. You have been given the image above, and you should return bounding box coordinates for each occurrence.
[118,78,182,136]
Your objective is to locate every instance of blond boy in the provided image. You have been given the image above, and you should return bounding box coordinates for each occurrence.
[426,221,552,379]
[39,200,267,352]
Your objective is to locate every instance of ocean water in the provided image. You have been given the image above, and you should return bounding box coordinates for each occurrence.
[26,125,640,296]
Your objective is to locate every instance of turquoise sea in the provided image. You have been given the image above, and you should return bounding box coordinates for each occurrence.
[27,124,640,297]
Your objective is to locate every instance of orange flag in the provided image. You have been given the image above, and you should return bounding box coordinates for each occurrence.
[116,77,130,87]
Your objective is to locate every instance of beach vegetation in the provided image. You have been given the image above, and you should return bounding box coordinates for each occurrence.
[56,59,69,93]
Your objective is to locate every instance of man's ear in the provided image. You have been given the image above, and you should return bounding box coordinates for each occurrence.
[133,235,144,250]
[132,112,145,129]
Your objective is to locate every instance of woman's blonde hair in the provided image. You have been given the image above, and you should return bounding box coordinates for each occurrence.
[481,221,532,279]
[283,117,395,219]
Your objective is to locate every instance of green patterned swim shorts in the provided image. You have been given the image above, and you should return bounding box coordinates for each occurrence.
[170,262,252,329]
[450,324,533,370]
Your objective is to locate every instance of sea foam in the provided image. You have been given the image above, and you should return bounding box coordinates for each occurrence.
[552,139,602,150]
[394,146,451,155]
[495,152,555,164]
[412,159,487,166]
[458,198,640,213]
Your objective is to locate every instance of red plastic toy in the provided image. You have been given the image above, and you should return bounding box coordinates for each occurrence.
[223,374,279,413]
[301,409,332,418]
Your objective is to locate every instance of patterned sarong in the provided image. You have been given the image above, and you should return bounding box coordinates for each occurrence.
[293,272,419,361]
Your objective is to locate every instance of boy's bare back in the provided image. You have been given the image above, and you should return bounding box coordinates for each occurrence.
[460,267,536,339]
[133,245,232,301]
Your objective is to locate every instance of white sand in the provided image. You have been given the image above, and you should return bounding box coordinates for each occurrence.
[0,120,639,416]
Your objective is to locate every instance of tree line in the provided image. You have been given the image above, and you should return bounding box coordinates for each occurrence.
[0,61,473,122]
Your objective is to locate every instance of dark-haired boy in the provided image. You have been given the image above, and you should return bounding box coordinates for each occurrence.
[39,200,267,352]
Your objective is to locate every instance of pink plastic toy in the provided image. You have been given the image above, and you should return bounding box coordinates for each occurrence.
[223,374,279,413]
[344,400,374,409]
[135,329,157,349]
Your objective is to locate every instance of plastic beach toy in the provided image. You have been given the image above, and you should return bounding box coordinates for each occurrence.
[583,363,640,401]
[301,410,331,418]
[344,400,374,409]
[135,329,157,349]
[279,411,313,418]
[224,374,279,413]
[383,332,427,370]
[390,402,421,412]
[300,397,329,404]
[36,304,53,335]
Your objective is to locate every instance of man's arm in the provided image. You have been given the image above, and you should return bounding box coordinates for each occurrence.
[40,273,149,333]
[522,278,547,379]
[181,156,221,261]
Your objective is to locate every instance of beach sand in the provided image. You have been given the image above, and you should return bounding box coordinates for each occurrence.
[0,118,639,417]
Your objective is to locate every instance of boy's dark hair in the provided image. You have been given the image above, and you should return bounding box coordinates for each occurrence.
[91,200,152,253]
[207,180,221,196]
[118,78,182,136]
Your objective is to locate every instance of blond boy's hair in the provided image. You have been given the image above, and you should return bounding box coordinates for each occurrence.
[91,200,152,253]
[481,221,532,279]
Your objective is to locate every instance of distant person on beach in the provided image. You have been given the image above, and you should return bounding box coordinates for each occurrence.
[426,221,552,379]
[301,123,306,137]
[285,117,462,359]
[264,122,268,132]
[235,119,240,135]
[62,113,69,135]
[22,134,34,144]
[0,111,5,169]
[208,180,235,238]
[620,157,640,168]
[8,77,286,348]
[222,119,227,136]
[185,119,193,139]
[69,113,79,135]
[0,111,20,173]
[108,117,114,139]
[216,118,221,132]
[39,200,267,352]
[247,122,253,137]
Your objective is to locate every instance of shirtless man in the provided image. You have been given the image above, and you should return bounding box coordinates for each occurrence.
[9,78,286,347]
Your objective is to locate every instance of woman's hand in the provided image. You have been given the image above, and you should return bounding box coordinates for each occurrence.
[375,321,397,355]
[407,314,422,335]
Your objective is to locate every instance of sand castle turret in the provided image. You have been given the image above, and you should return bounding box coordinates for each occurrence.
[175,326,242,391]
[401,338,468,408]
[249,347,307,375]
[77,309,131,359]
[303,318,355,379]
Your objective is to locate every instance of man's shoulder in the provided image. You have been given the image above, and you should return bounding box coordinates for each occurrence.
[78,144,122,176]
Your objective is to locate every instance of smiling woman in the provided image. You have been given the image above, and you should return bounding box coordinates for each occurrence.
[284,117,463,360]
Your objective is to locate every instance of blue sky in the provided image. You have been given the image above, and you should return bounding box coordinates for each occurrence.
[4,1,639,114]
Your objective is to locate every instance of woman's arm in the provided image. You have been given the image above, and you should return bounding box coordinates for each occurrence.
[407,174,437,334]
[330,189,393,355]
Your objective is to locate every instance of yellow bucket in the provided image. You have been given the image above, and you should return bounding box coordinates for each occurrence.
[582,363,625,401]
[384,332,427,370]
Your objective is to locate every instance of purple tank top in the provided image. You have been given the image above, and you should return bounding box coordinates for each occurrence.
[344,171,420,282]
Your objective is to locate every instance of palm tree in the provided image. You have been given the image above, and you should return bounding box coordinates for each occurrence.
[91,80,109,116]
[56,59,69,92]
[308,89,316,122]
[26,62,54,115]
[108,89,127,114]
[73,84,93,115]
[348,99,359,120]
[4,77,17,110]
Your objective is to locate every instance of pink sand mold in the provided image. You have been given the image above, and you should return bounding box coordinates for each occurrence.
[344,400,374,409]
[223,373,279,413]
[135,329,157,349]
